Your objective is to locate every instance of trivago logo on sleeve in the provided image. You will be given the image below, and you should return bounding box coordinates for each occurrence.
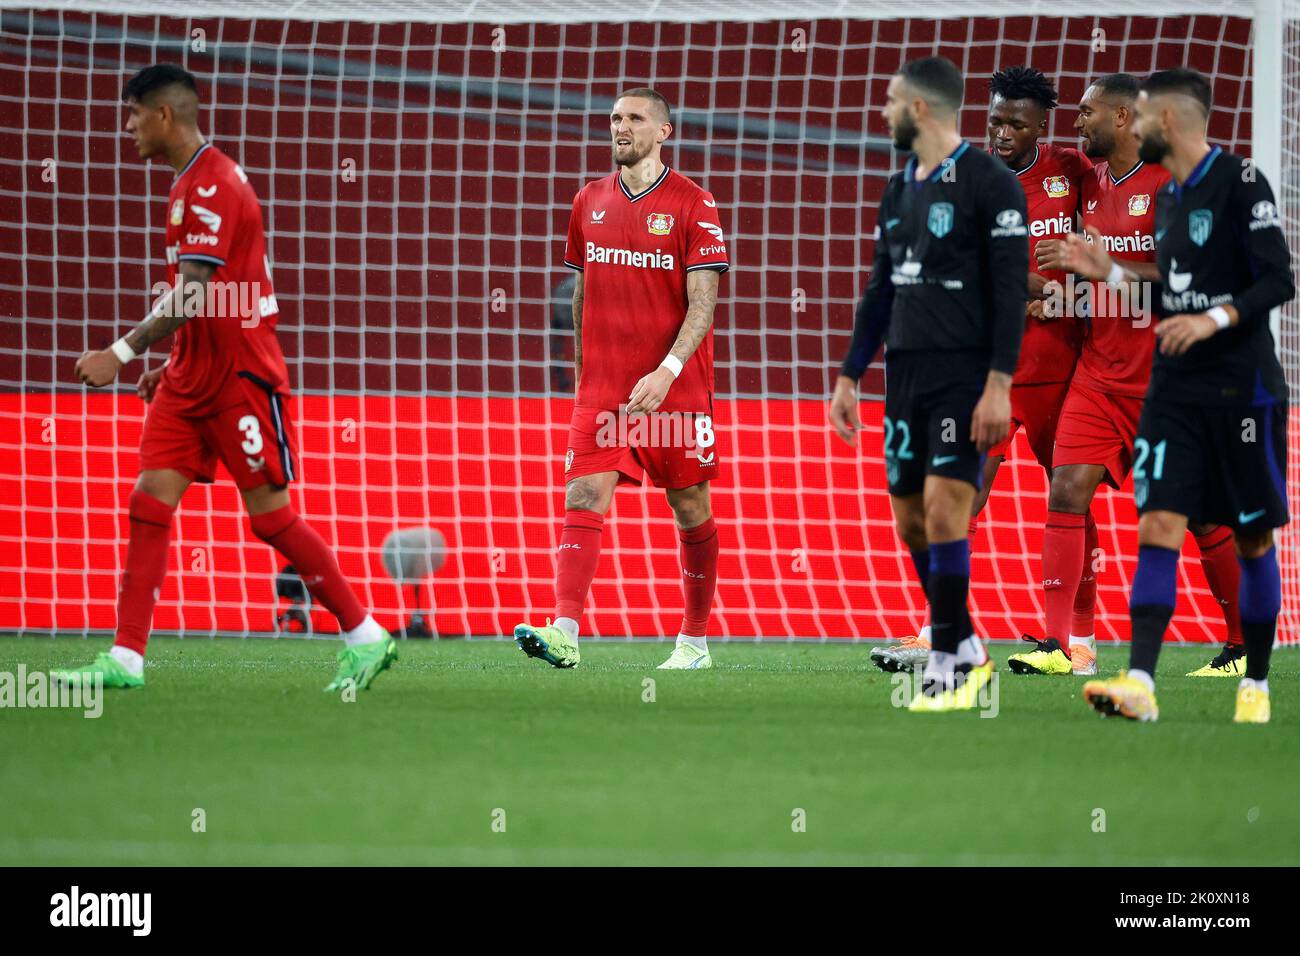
[50,886,151,936]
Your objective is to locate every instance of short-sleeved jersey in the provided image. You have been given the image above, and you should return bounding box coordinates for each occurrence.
[1150,147,1293,405]
[1010,142,1092,384]
[562,167,728,413]
[160,143,288,415]
[1072,159,1172,396]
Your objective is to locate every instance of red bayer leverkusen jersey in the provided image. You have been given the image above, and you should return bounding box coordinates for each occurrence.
[160,143,288,416]
[1073,160,1172,397]
[1009,142,1091,384]
[562,167,729,413]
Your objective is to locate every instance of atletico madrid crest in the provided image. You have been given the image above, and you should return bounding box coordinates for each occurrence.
[1189,208,1213,246]
[1128,193,1151,216]
[646,212,674,235]
[1043,175,1069,198]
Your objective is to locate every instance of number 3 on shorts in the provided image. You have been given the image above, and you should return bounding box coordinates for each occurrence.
[238,415,264,456]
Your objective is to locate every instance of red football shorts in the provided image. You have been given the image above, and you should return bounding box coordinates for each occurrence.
[1052,379,1144,488]
[987,379,1072,468]
[564,404,720,490]
[139,380,299,490]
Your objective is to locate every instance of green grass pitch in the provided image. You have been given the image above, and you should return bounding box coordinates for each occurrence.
[1,636,1296,866]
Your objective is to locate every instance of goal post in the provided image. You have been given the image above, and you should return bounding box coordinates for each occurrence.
[0,0,1296,644]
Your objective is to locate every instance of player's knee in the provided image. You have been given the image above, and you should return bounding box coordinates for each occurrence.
[564,478,609,514]
[670,500,709,528]
[891,498,927,550]
[922,483,972,540]
[1047,468,1095,513]
[667,484,710,527]
[1137,510,1186,548]
[134,470,188,508]
[1235,530,1273,560]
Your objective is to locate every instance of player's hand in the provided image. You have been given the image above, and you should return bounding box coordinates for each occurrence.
[1035,239,1068,272]
[1155,312,1218,356]
[74,349,122,388]
[970,375,1012,452]
[1027,299,1045,321]
[626,366,675,414]
[1058,226,1113,280]
[1027,272,1050,300]
[829,375,863,446]
[136,365,165,403]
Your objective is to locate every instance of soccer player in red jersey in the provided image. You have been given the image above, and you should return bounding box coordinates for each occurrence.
[1009,73,1242,677]
[513,88,727,670]
[54,65,396,692]
[871,66,1091,675]
[979,67,1090,495]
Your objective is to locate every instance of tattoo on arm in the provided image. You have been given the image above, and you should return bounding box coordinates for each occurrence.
[572,272,583,382]
[669,269,720,364]
[124,260,215,354]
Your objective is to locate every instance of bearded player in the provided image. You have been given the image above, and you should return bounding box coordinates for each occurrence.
[54,65,396,692]
[1074,69,1293,722]
[832,57,1027,712]
[870,66,1089,675]
[512,88,727,670]
[1009,73,1243,678]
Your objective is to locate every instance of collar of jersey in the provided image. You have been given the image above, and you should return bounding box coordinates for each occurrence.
[1009,144,1040,176]
[173,142,211,183]
[1109,159,1144,186]
[618,165,671,202]
[906,141,968,186]
[1167,145,1221,200]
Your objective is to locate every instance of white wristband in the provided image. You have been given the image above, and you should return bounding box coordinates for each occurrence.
[660,354,683,378]
[109,338,137,365]
[1207,306,1231,330]
[1105,262,1126,286]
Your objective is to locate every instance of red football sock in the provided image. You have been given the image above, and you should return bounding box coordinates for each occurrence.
[250,505,366,632]
[678,517,719,638]
[1195,525,1244,647]
[113,490,177,657]
[1070,512,1099,638]
[1043,510,1087,652]
[554,509,605,622]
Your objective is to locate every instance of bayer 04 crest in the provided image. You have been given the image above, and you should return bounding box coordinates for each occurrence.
[927,202,954,238]
[1188,209,1213,247]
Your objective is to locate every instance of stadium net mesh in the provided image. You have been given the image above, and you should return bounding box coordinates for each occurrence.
[1,0,1297,644]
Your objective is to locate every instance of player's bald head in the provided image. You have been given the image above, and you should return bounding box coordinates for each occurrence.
[896,56,965,120]
[1140,68,1213,131]
[123,63,200,126]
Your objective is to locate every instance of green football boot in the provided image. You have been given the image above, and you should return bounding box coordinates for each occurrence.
[1007,636,1074,676]
[49,651,144,689]
[1187,644,1247,678]
[513,619,580,668]
[325,634,398,692]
